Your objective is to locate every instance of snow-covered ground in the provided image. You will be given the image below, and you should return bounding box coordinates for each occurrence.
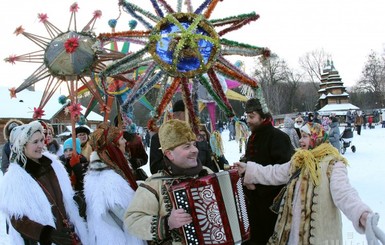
[1,125,385,244]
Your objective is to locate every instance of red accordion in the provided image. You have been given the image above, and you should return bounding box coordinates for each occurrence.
[169,169,250,245]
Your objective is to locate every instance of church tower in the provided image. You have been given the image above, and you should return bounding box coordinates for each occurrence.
[317,60,350,110]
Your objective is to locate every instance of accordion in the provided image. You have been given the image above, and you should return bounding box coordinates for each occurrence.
[169,169,250,245]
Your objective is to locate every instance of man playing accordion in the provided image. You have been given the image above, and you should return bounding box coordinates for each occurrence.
[125,119,249,244]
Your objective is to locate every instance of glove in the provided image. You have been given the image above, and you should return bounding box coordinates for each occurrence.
[50,228,73,245]
[366,213,385,245]
[70,153,81,167]
[73,192,87,219]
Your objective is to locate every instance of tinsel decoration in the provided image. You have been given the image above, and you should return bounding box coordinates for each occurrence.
[192,78,199,116]
[150,0,164,18]
[180,77,200,134]
[210,131,224,157]
[177,0,182,12]
[207,68,235,115]
[121,70,166,114]
[120,1,155,29]
[197,75,234,117]
[194,0,211,14]
[203,0,221,19]
[151,77,181,126]
[235,120,249,143]
[255,87,269,114]
[92,0,272,133]
[158,0,175,13]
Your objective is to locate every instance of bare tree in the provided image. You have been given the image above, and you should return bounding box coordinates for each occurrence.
[299,49,330,89]
[357,50,385,107]
[253,54,289,114]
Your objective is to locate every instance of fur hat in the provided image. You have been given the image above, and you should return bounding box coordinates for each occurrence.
[245,98,263,114]
[3,119,23,141]
[63,137,81,154]
[159,119,196,153]
[10,121,44,166]
[172,100,185,112]
[300,122,328,148]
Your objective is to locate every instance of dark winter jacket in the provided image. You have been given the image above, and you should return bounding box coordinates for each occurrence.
[244,122,294,244]
[1,141,11,174]
[124,132,148,169]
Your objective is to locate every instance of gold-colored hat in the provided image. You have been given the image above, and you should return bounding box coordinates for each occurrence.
[159,119,196,153]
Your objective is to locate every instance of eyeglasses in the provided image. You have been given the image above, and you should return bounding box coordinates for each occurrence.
[295,121,303,123]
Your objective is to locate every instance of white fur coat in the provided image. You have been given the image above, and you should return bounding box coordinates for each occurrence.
[84,152,146,245]
[0,152,89,245]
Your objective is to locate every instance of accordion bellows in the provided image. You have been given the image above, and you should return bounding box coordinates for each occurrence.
[169,169,250,244]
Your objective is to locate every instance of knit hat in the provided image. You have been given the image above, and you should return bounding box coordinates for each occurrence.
[300,122,328,149]
[63,138,81,154]
[159,119,196,153]
[172,99,185,112]
[10,121,44,167]
[3,119,23,141]
[75,125,91,135]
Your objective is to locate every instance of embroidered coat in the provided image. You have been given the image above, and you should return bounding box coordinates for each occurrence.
[0,152,89,245]
[124,167,212,245]
[83,152,146,245]
[243,147,372,245]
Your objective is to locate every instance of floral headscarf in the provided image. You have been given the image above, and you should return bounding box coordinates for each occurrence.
[89,123,137,189]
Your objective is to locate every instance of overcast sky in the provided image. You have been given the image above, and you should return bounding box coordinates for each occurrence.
[1,0,384,90]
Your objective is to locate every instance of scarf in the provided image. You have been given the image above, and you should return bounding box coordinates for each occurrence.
[291,143,348,186]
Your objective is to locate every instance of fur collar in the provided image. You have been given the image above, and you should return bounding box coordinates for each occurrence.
[89,151,109,170]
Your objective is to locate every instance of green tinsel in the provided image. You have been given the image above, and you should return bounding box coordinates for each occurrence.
[210,12,257,26]
[197,74,234,117]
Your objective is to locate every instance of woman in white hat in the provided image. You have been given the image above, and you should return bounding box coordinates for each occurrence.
[0,121,88,245]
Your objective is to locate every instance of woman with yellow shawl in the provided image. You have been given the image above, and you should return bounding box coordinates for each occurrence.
[235,122,384,244]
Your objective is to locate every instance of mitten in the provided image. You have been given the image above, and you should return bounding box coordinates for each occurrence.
[50,229,73,245]
[366,213,385,245]
[70,153,81,167]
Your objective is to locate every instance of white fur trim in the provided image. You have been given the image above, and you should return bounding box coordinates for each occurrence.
[84,168,145,245]
[0,152,89,244]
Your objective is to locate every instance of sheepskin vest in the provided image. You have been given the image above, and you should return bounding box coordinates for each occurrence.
[0,152,89,245]
[268,154,343,245]
[84,153,145,245]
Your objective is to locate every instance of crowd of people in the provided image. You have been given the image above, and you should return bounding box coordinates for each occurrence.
[0,98,384,245]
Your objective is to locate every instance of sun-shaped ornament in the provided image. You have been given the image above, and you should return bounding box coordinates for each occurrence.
[4,3,126,120]
[97,0,270,133]
[148,12,220,77]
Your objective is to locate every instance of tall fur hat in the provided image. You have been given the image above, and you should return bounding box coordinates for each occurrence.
[3,119,23,141]
[159,119,196,153]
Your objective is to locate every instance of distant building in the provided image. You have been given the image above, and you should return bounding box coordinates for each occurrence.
[0,87,103,145]
[317,60,359,116]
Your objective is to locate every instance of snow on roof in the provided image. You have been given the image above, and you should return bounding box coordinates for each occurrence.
[0,87,103,121]
[318,103,359,113]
